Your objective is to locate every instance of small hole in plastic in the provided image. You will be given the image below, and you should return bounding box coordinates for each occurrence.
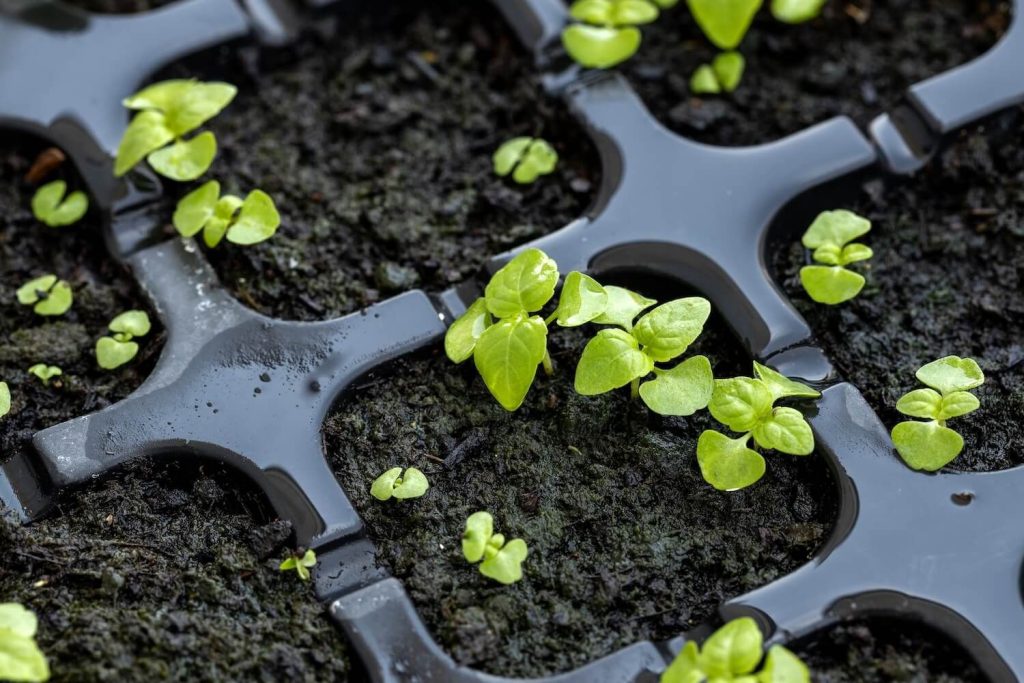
[951,492,974,506]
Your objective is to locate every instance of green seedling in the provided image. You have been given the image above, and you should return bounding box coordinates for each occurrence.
[115,79,236,180]
[279,549,317,581]
[28,364,61,385]
[96,310,152,370]
[687,0,762,49]
[575,290,715,417]
[891,356,984,471]
[0,382,11,419]
[698,362,820,490]
[661,616,809,683]
[173,180,281,248]
[799,210,873,305]
[462,511,528,585]
[771,0,827,23]
[562,0,676,68]
[690,51,746,94]
[370,467,430,501]
[493,138,559,184]
[16,275,73,317]
[0,603,50,682]
[31,180,88,227]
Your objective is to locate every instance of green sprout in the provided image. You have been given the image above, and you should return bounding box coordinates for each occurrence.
[493,138,559,184]
[370,467,430,501]
[697,362,820,490]
[686,0,762,49]
[28,364,61,385]
[279,549,317,581]
[561,0,675,68]
[96,310,152,370]
[16,275,73,317]
[114,79,236,180]
[771,0,827,23]
[31,180,88,227]
[575,291,714,416]
[173,180,281,248]
[0,382,11,419]
[690,51,745,94]
[799,210,873,305]
[0,603,50,683]
[661,616,809,683]
[891,356,984,472]
[462,512,528,585]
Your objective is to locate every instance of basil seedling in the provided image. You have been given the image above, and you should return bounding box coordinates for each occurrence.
[28,364,62,385]
[0,603,50,683]
[0,382,10,419]
[279,549,317,581]
[771,0,827,23]
[462,512,528,585]
[891,356,984,471]
[96,310,152,370]
[799,210,873,305]
[173,180,281,248]
[687,0,762,49]
[562,0,674,68]
[661,616,809,683]
[115,79,236,180]
[31,180,88,227]
[690,51,746,94]
[16,274,73,317]
[493,138,559,184]
[698,362,820,490]
[370,467,430,501]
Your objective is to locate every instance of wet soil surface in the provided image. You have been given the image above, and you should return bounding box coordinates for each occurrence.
[183,0,599,321]
[0,141,356,681]
[325,307,837,678]
[797,619,985,682]
[627,0,1010,146]
[775,108,1024,472]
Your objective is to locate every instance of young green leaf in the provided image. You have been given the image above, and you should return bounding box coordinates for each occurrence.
[758,645,810,682]
[915,356,985,395]
[937,391,980,420]
[770,0,826,23]
[699,616,763,676]
[799,265,866,305]
[162,82,238,137]
[611,0,660,25]
[895,388,942,420]
[370,467,403,501]
[122,80,194,111]
[109,310,151,338]
[0,382,11,419]
[484,248,559,318]
[16,275,58,305]
[561,24,643,69]
[114,110,175,177]
[712,51,745,92]
[709,377,773,432]
[661,641,703,683]
[462,511,494,564]
[146,131,217,181]
[493,137,558,184]
[473,315,548,411]
[690,64,722,95]
[370,466,429,501]
[479,537,529,585]
[173,180,220,237]
[575,328,653,395]
[639,355,713,416]
[686,0,763,49]
[445,298,492,363]
[17,275,73,317]
[0,603,50,682]
[553,271,608,327]
[697,430,766,490]
[752,361,819,401]
[802,210,871,250]
[279,549,317,581]
[493,138,532,177]
[592,285,657,330]
[226,190,281,245]
[840,243,873,263]
[633,297,711,362]
[96,337,139,370]
[751,407,814,455]
[31,180,88,227]
[28,364,61,385]
[892,420,964,471]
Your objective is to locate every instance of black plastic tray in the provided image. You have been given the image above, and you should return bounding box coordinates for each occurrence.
[1,0,1023,680]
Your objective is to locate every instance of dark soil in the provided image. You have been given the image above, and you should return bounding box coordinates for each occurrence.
[0,141,356,681]
[774,107,1024,472]
[797,619,985,682]
[627,0,1011,146]
[325,306,837,678]
[186,0,599,321]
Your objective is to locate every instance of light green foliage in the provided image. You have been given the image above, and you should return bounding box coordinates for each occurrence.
[279,549,317,581]
[493,138,559,184]
[0,603,50,682]
[31,180,88,227]
[891,356,983,471]
[173,181,281,248]
[698,362,819,490]
[0,382,9,419]
[115,79,236,179]
[96,311,151,370]
[562,0,665,68]
[799,210,873,305]
[28,364,61,385]
[553,271,608,327]
[691,52,746,94]
[16,275,73,317]
[771,0,827,23]
[576,296,714,417]
[690,65,721,95]
[461,512,528,585]
[445,298,492,364]
[686,0,762,49]
[661,617,809,683]
[370,467,429,501]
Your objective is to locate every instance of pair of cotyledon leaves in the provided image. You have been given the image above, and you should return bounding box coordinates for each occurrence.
[462,511,528,585]
[173,180,281,248]
[892,356,984,472]
[493,138,559,184]
[115,79,236,180]
[31,180,88,228]
[96,311,152,371]
[0,603,50,683]
[370,467,430,501]
[799,210,873,305]
[16,275,73,317]
[661,616,809,683]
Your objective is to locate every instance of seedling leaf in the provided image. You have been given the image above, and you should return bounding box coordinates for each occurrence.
[758,645,810,682]
[0,603,49,682]
[115,110,175,176]
[593,285,657,330]
[16,275,57,305]
[892,420,964,471]
[562,24,642,69]
[633,297,711,362]
[709,377,772,432]
[173,180,220,237]
[801,209,871,250]
[513,140,559,184]
[612,0,660,25]
[473,315,548,411]
[28,364,61,384]
[915,356,984,394]
[493,137,532,177]
[799,265,865,305]
[479,538,528,585]
[163,82,238,137]
[226,190,281,245]
[752,407,814,455]
[392,467,429,499]
[279,549,317,581]
[96,337,140,370]
[639,355,714,416]
[0,382,10,419]
[690,64,722,94]
[146,132,217,182]
[699,616,763,676]
[575,328,653,395]
[771,0,827,23]
[370,467,402,501]
[752,361,819,401]
[938,391,980,420]
[713,51,745,92]
[109,310,151,337]
[32,180,88,227]
[123,79,194,111]
[660,641,703,683]
[697,430,766,490]
[686,0,763,49]
[484,248,559,318]
[895,388,942,420]
[462,512,494,563]
[554,271,608,327]
[445,298,492,363]
[0,604,38,639]
[841,243,873,263]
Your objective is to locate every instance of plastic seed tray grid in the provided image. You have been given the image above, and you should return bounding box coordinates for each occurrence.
[1,0,1023,680]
